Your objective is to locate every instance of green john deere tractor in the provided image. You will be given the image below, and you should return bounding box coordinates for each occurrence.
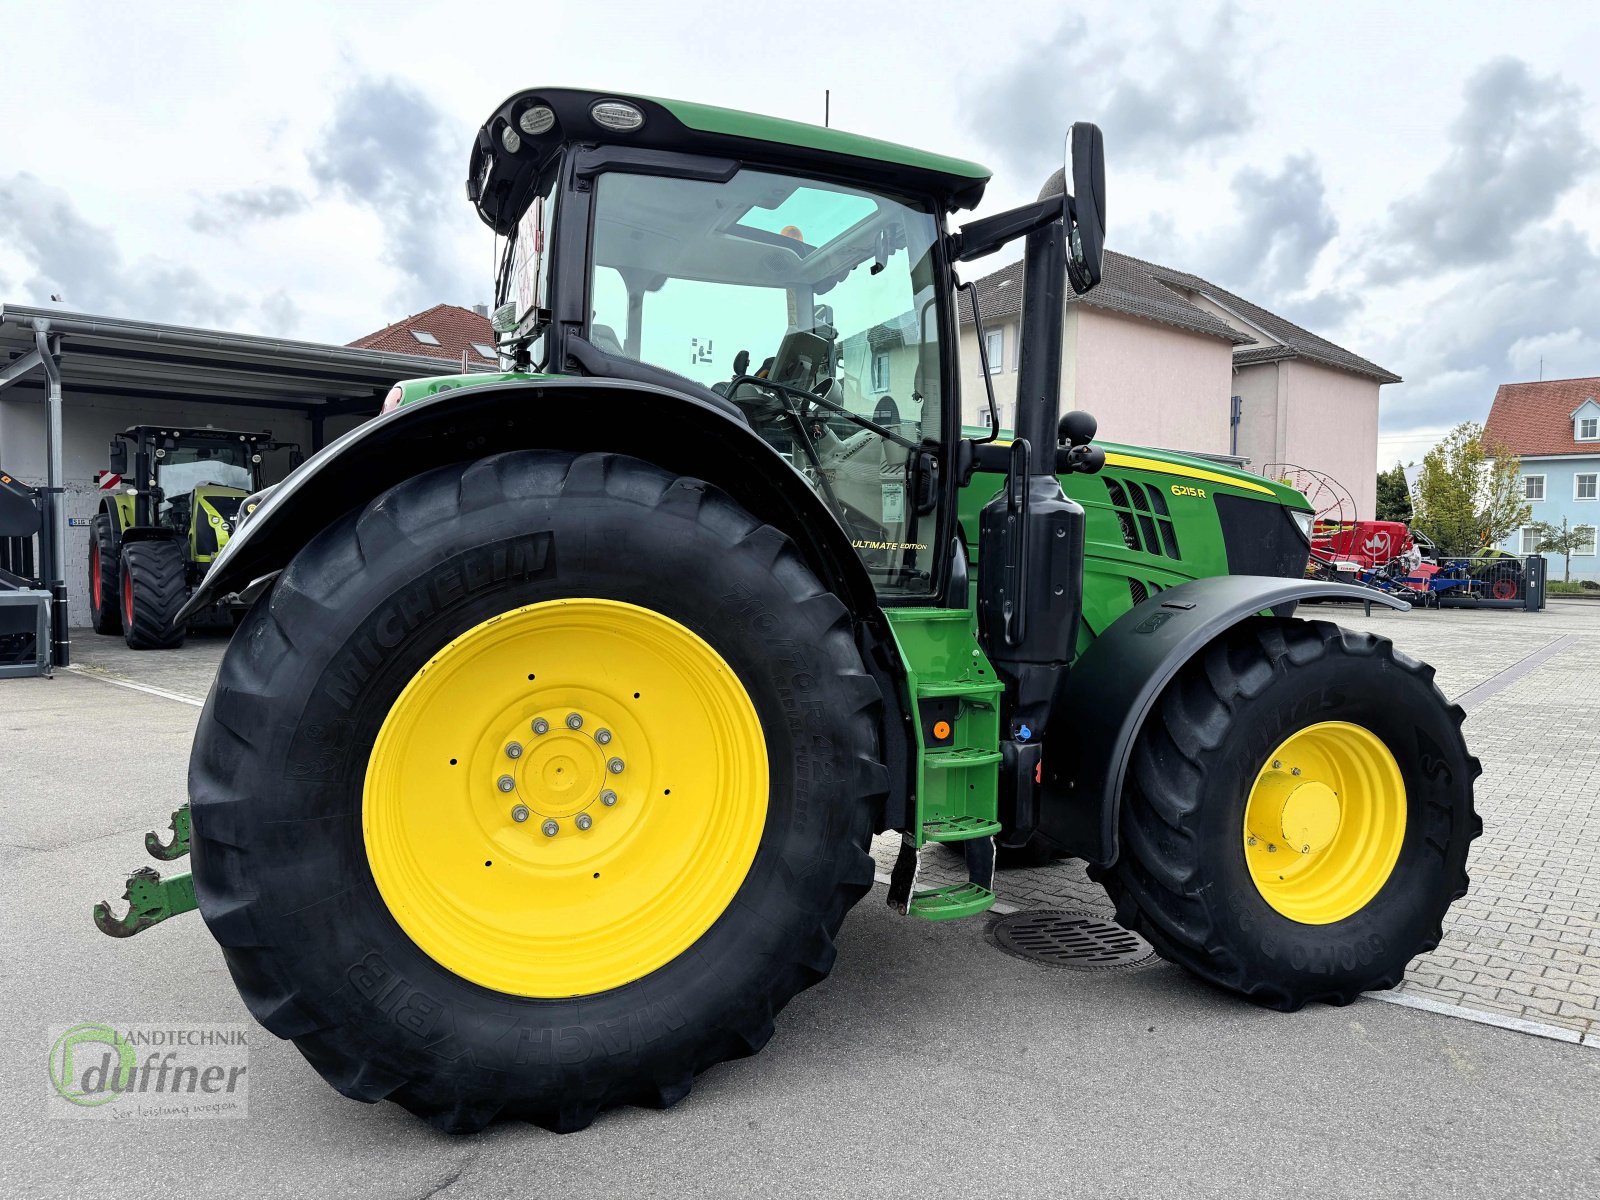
[87,426,298,649]
[94,88,1479,1133]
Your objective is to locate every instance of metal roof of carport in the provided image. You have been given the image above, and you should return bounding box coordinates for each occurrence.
[0,302,487,423]
[0,301,490,670]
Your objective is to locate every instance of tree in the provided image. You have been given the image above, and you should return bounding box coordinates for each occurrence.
[1412,422,1529,557]
[1374,462,1413,523]
[1530,518,1592,583]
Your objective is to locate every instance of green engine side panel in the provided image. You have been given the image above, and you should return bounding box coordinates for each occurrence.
[957,437,1306,658]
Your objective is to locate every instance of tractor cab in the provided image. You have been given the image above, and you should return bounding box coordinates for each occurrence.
[90,426,299,648]
[470,91,1000,595]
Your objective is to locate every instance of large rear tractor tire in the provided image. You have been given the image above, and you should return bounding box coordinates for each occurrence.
[1094,617,1481,1010]
[188,451,885,1133]
[88,514,122,634]
[119,539,188,650]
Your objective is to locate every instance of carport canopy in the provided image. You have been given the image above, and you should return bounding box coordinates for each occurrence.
[0,301,490,666]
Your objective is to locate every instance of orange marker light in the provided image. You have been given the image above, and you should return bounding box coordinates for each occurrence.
[932,720,951,741]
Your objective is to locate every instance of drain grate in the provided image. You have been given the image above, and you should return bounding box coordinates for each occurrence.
[990,909,1159,971]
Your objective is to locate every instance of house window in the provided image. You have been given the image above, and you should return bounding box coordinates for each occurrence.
[1573,525,1598,556]
[1523,474,1545,501]
[871,351,891,393]
[1577,473,1598,501]
[1519,526,1541,554]
[410,330,440,346]
[471,342,497,360]
[984,328,1003,374]
[1579,416,1599,441]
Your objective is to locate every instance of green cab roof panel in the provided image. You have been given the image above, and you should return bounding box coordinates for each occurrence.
[649,95,991,185]
[470,87,992,235]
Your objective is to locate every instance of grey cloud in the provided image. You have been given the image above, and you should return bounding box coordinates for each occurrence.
[1373,222,1600,433]
[1365,57,1598,284]
[966,8,1252,182]
[0,172,248,327]
[1206,156,1337,299]
[306,76,475,309]
[258,289,301,336]
[189,185,309,234]
[1121,154,1359,332]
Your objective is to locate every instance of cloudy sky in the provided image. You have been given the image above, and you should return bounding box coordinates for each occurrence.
[2,0,1597,466]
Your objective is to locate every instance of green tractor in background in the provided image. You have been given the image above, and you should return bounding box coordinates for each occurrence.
[87,425,298,649]
[95,88,1479,1133]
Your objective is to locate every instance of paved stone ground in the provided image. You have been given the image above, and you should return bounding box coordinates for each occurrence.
[874,600,1600,1044]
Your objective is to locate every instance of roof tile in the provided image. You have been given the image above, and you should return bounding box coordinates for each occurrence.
[349,303,498,366]
[1483,378,1600,457]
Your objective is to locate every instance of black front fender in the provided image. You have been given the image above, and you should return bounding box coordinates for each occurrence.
[1038,575,1408,866]
[175,376,877,623]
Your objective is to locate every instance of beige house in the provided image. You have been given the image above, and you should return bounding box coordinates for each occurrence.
[958,252,1399,518]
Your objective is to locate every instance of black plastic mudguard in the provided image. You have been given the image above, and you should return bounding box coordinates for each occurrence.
[1037,575,1409,867]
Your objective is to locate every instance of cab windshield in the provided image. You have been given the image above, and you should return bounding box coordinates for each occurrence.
[589,167,945,595]
[157,443,254,493]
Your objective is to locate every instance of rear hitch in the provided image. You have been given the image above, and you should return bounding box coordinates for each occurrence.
[145,803,191,860]
[92,866,197,938]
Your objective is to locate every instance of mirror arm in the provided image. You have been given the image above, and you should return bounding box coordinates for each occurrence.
[950,197,1063,263]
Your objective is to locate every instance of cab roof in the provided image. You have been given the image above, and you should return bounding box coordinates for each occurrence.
[469,87,992,236]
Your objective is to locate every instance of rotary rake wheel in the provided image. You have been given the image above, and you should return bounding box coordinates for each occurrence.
[1264,463,1357,572]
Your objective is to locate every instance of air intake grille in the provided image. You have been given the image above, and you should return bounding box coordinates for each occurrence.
[1102,477,1183,560]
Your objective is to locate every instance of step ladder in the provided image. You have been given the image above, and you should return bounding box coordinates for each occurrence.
[883,609,1005,921]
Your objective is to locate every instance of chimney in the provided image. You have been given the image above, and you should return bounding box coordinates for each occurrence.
[472,303,489,317]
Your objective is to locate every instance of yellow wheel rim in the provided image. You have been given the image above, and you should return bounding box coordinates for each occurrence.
[1242,721,1406,925]
[363,598,768,998]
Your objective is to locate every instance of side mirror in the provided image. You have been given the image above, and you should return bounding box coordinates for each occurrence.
[1065,122,1106,295]
[107,440,128,475]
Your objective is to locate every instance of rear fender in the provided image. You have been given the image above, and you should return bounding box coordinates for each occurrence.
[1038,575,1408,866]
[174,376,877,623]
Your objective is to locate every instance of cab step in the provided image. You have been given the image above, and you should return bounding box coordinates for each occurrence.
[908,882,997,921]
[922,815,1003,842]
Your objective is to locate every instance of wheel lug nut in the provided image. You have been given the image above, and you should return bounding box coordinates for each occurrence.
[1271,760,1282,769]
[505,741,523,759]
[496,775,516,793]
[1267,844,1277,853]
[532,718,550,735]
[511,805,529,823]
[1247,836,1257,846]
[594,728,612,745]
[541,819,559,837]
[575,813,593,831]
[1291,767,1302,777]
[601,789,618,806]
[607,757,625,774]
[566,713,584,730]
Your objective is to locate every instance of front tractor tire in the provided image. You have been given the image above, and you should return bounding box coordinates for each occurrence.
[88,514,122,634]
[1095,618,1481,1011]
[119,538,188,650]
[188,451,885,1133]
